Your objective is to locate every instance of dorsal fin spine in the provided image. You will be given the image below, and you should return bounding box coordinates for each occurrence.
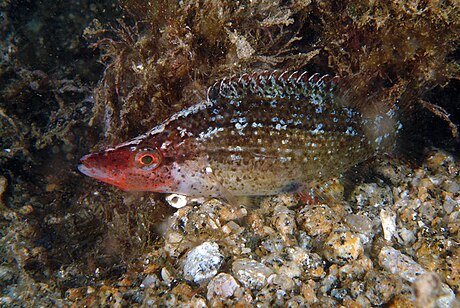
[207,71,338,102]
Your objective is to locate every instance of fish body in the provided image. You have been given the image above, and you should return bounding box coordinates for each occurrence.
[78,71,399,197]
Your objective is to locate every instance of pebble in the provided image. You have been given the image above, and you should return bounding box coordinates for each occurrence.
[301,280,318,305]
[303,253,326,279]
[378,246,425,282]
[183,242,224,284]
[206,273,240,300]
[349,183,393,208]
[343,214,373,236]
[297,204,338,237]
[364,270,398,306]
[140,274,159,289]
[232,258,274,290]
[323,231,364,265]
[379,208,396,242]
[338,256,373,284]
[163,231,190,258]
[269,274,296,291]
[271,205,296,239]
[442,195,457,214]
[442,179,460,194]
[394,227,416,246]
[414,272,456,308]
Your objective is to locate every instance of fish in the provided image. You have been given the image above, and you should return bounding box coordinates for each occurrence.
[78,71,400,197]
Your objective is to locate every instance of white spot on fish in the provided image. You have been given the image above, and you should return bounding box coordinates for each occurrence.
[312,123,324,135]
[197,126,224,140]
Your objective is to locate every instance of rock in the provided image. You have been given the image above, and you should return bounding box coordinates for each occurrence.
[394,227,416,246]
[272,205,296,238]
[161,267,173,285]
[319,264,338,294]
[442,195,457,214]
[269,274,296,291]
[442,179,460,194]
[444,252,460,291]
[183,242,223,284]
[140,274,159,289]
[414,272,456,308]
[379,208,396,242]
[232,258,274,290]
[338,257,373,284]
[349,183,393,208]
[297,204,338,237]
[206,273,240,300]
[343,214,373,236]
[277,261,302,279]
[323,231,363,265]
[164,231,190,258]
[285,295,306,307]
[301,280,318,305]
[378,246,425,282]
[303,253,326,279]
[364,270,398,306]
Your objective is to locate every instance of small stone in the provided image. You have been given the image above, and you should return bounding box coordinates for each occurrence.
[414,272,456,308]
[304,253,326,279]
[301,280,318,305]
[277,261,302,279]
[164,231,190,258]
[444,252,460,290]
[172,282,194,299]
[442,195,457,214]
[338,256,373,283]
[323,231,363,265]
[349,183,393,208]
[442,179,460,194]
[206,273,240,300]
[364,270,398,306]
[140,274,159,289]
[272,205,296,238]
[380,208,396,242]
[378,246,426,282]
[394,227,416,246]
[297,204,338,237]
[343,214,373,236]
[183,242,223,284]
[269,274,296,291]
[319,264,338,294]
[232,258,274,290]
[285,295,306,307]
[18,204,34,215]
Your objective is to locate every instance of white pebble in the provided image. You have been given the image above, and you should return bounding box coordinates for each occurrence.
[183,242,223,284]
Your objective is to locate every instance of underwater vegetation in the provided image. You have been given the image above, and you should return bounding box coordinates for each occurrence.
[0,0,458,306]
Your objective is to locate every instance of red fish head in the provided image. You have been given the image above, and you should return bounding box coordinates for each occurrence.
[78,145,175,192]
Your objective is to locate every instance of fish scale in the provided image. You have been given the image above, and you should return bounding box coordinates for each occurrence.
[78,71,400,197]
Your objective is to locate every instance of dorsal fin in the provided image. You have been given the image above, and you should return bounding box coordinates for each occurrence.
[207,71,340,102]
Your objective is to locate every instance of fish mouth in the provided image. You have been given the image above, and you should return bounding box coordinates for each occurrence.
[77,154,110,180]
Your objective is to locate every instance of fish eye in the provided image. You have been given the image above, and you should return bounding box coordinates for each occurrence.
[135,149,162,170]
[140,154,154,165]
